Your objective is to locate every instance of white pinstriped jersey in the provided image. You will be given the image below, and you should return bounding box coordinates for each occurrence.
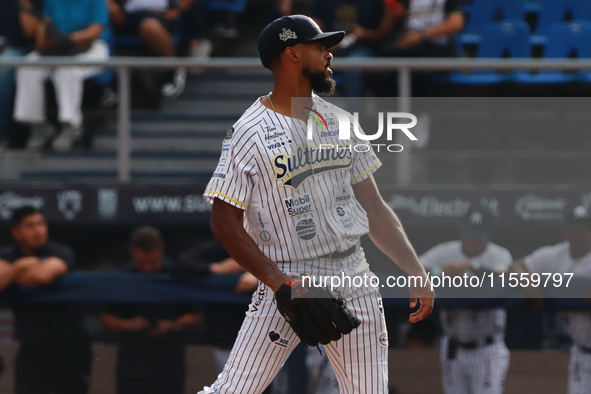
[524,242,591,348]
[420,241,512,341]
[203,95,381,268]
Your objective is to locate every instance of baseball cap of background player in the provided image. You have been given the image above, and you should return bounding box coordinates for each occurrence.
[461,204,494,242]
[563,205,591,230]
[257,15,345,69]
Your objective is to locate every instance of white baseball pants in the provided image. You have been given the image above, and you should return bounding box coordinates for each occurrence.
[198,269,389,394]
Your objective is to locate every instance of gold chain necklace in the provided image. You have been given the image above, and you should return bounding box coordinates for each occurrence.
[267,92,276,112]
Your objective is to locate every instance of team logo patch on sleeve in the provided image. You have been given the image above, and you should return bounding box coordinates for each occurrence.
[224,127,235,140]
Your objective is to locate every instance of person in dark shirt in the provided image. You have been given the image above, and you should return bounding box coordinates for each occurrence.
[309,0,390,97]
[0,0,43,146]
[100,226,202,394]
[0,205,91,394]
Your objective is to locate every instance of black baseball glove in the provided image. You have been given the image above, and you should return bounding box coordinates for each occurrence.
[275,279,361,346]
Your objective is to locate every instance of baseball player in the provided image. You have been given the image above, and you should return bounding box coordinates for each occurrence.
[420,204,512,394]
[512,205,591,394]
[199,14,434,394]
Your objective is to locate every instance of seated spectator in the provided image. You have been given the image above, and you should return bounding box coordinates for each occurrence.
[347,0,405,47]
[0,0,42,147]
[100,226,202,394]
[385,0,465,57]
[310,0,404,96]
[13,0,109,151]
[0,206,92,394]
[372,0,464,96]
[107,0,194,100]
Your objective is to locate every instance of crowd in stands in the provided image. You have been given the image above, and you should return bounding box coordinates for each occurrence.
[2,0,590,150]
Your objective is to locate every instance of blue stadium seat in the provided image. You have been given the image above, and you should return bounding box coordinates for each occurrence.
[460,0,526,46]
[461,0,540,17]
[531,0,591,46]
[515,21,591,85]
[450,20,531,85]
[90,25,115,87]
[524,0,542,14]
[207,0,248,13]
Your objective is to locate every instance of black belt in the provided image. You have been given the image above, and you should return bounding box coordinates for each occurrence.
[319,244,359,259]
[447,336,494,360]
[579,346,591,354]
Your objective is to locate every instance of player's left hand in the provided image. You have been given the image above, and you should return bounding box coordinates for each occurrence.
[409,280,435,323]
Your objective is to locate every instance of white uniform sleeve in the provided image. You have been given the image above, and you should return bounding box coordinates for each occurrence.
[523,245,553,274]
[203,130,257,210]
[419,243,450,270]
[349,123,382,184]
[480,245,513,273]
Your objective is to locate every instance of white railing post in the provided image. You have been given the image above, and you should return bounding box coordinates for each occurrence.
[397,66,412,183]
[116,66,131,182]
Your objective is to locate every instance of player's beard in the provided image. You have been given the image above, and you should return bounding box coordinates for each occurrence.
[303,65,336,95]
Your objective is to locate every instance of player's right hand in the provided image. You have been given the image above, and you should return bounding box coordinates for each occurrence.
[275,279,361,346]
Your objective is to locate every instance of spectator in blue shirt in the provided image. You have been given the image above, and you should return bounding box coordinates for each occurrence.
[13,0,110,151]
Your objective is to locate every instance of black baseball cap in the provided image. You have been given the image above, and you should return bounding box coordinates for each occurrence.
[257,15,345,69]
[563,205,591,229]
[461,204,494,241]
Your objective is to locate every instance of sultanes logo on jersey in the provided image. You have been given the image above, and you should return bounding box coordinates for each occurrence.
[273,144,352,189]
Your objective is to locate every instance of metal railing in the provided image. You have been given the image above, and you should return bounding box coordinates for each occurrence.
[2,56,590,181]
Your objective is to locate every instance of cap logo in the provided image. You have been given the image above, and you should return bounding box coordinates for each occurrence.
[469,212,483,225]
[574,206,589,219]
[279,28,297,41]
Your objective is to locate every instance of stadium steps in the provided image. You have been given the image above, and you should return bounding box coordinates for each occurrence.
[2,71,273,181]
